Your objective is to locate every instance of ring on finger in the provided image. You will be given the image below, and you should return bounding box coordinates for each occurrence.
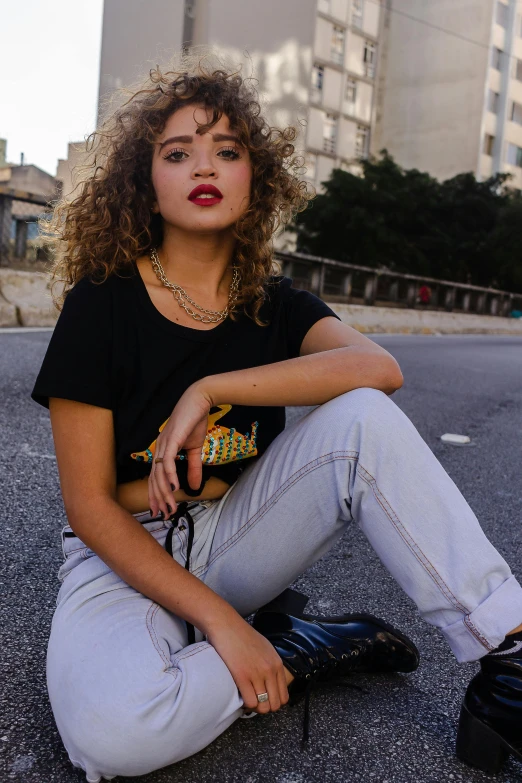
[256,692,269,703]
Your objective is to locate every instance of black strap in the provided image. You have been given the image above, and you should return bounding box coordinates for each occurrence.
[64,505,198,646]
[165,502,196,646]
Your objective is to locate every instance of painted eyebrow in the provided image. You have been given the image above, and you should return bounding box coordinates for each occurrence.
[158,133,240,152]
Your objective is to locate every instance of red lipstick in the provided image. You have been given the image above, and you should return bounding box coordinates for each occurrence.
[188,184,223,205]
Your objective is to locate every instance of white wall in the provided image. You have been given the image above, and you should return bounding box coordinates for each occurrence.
[314,15,334,61]
[345,32,366,76]
[323,67,343,109]
[373,0,495,181]
[361,0,380,38]
[307,106,326,150]
[97,0,186,123]
[338,116,358,157]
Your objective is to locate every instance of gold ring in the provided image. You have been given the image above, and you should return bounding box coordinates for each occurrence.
[154,457,164,464]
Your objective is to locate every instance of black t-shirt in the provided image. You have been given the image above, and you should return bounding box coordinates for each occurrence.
[30,263,340,492]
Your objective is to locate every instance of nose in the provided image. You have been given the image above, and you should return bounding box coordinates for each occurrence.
[191,150,217,179]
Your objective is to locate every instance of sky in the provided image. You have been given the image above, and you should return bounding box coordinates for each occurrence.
[0,0,104,176]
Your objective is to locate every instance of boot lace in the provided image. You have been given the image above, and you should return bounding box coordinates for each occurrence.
[298,647,370,747]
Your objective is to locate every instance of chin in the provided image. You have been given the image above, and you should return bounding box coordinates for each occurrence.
[169,217,238,233]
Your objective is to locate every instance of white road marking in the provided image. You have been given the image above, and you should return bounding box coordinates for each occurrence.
[0,327,54,333]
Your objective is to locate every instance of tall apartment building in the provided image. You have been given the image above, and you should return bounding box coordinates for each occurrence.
[373,0,522,188]
[97,0,382,196]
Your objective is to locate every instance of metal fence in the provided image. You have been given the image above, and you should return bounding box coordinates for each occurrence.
[275,250,522,317]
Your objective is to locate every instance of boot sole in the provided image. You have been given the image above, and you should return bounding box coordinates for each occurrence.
[456,703,522,773]
[299,611,420,672]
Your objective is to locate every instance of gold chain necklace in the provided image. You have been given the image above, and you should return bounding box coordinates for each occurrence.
[150,247,241,324]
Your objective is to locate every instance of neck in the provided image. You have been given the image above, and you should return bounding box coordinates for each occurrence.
[159,224,236,297]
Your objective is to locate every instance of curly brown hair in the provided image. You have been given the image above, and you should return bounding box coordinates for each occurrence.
[44,48,315,324]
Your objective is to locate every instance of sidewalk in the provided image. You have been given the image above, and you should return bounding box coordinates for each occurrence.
[1,269,522,335]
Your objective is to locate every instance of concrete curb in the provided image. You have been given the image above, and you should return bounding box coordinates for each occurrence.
[329,302,522,335]
[0,269,60,327]
[1,270,521,335]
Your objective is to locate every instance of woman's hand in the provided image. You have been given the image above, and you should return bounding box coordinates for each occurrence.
[205,613,290,715]
[149,385,211,517]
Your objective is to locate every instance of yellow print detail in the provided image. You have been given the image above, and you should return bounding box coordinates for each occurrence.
[130,404,258,466]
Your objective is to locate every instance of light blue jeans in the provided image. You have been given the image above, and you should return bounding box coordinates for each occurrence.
[46,388,522,782]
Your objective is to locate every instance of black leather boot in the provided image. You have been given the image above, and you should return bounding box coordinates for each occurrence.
[252,609,419,745]
[456,639,522,773]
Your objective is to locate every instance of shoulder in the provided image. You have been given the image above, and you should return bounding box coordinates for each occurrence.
[61,270,130,311]
[262,275,298,304]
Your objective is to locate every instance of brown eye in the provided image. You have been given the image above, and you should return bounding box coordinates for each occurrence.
[164,148,187,162]
[219,147,241,160]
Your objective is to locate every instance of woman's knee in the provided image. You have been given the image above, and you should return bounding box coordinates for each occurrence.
[318,387,399,428]
[53,673,185,777]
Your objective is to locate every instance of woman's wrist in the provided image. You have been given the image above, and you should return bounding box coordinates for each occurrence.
[199,597,246,638]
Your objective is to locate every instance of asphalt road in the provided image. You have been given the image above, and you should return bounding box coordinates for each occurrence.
[1,332,522,783]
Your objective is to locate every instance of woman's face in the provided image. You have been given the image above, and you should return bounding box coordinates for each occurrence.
[151,103,252,235]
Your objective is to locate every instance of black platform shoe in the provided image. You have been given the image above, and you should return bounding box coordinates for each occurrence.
[252,607,419,745]
[456,639,522,773]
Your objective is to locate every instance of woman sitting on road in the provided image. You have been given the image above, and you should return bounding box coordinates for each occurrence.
[31,50,522,782]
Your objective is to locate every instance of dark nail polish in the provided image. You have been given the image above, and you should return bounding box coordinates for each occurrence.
[167,504,172,513]
[158,510,164,520]
[149,508,153,516]
[170,484,175,491]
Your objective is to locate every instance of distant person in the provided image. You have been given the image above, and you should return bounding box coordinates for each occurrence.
[418,284,432,306]
[30,50,522,781]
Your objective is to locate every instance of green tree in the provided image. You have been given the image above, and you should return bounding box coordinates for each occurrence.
[291,151,522,293]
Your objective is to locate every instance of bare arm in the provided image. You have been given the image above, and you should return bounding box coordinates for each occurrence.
[49,398,236,632]
[116,475,231,515]
[49,397,289,714]
[199,316,403,407]
[149,316,403,517]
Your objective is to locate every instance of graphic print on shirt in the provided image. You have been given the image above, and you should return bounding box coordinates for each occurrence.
[130,404,259,466]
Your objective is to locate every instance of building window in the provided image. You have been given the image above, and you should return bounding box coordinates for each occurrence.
[363,41,377,78]
[507,142,522,167]
[515,58,522,81]
[323,113,337,154]
[483,134,495,156]
[331,25,345,65]
[496,2,509,28]
[491,47,504,70]
[488,89,500,113]
[317,0,331,13]
[511,101,522,125]
[352,0,363,29]
[311,64,324,103]
[355,125,370,159]
[304,152,317,181]
[345,77,357,105]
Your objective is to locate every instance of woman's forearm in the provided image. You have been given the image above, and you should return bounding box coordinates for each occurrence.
[69,497,239,634]
[116,475,231,515]
[198,347,402,408]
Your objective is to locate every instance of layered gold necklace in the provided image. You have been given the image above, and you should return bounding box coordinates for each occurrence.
[150,247,241,324]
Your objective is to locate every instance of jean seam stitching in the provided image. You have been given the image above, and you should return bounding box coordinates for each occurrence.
[197,450,476,631]
[356,461,470,615]
[172,642,211,663]
[65,545,87,555]
[193,451,359,578]
[146,602,177,673]
[464,615,495,651]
